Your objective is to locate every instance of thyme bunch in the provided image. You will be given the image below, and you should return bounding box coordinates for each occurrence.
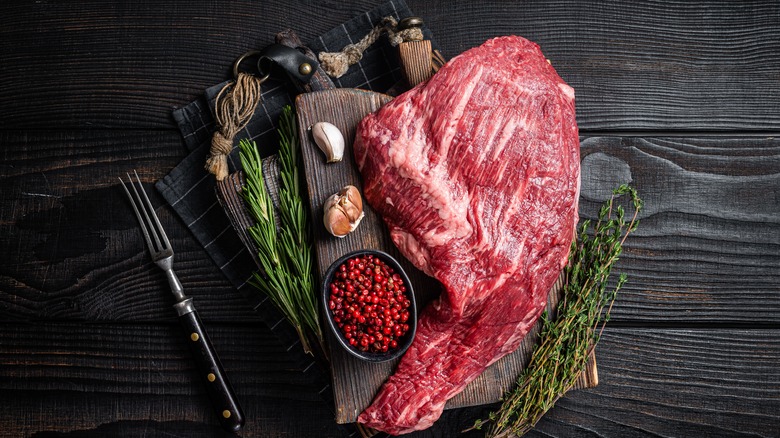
[238,106,324,355]
[473,184,642,438]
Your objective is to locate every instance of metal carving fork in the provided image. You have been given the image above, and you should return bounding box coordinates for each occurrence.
[120,170,244,432]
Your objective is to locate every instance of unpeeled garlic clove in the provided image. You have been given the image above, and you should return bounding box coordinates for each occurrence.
[324,185,365,238]
[311,122,345,163]
[340,185,363,223]
[323,196,352,237]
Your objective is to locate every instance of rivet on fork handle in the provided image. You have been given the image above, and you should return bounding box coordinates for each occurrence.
[175,298,245,432]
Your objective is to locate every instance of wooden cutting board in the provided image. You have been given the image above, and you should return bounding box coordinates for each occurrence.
[295,89,598,424]
[212,27,598,427]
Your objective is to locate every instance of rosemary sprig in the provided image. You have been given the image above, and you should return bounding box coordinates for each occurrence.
[238,106,324,355]
[471,184,642,438]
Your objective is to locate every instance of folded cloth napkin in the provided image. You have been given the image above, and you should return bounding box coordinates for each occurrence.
[156,0,436,434]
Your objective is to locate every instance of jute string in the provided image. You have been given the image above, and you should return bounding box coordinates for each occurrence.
[206,17,423,179]
[206,72,264,181]
[318,16,423,78]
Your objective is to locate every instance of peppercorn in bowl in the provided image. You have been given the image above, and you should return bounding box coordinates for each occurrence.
[321,250,417,363]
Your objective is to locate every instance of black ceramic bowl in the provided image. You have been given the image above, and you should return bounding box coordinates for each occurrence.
[321,249,417,363]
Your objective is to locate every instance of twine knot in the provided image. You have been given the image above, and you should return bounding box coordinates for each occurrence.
[206,72,264,180]
[318,16,424,79]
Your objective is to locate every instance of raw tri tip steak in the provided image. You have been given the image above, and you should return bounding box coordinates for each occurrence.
[353,35,581,435]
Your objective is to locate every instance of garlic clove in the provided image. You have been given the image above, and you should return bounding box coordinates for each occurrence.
[340,185,364,223]
[323,185,365,238]
[311,122,345,163]
[348,209,365,232]
[324,194,352,238]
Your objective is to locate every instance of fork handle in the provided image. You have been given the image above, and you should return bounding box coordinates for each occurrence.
[175,299,245,432]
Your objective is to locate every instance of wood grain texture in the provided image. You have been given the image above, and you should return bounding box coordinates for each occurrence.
[398,40,434,87]
[533,329,780,438]
[402,328,780,438]
[216,172,262,269]
[4,132,777,324]
[296,88,412,423]
[2,0,780,131]
[413,0,780,132]
[579,137,780,323]
[2,1,780,437]
[0,130,254,322]
[0,322,344,437]
[0,324,776,437]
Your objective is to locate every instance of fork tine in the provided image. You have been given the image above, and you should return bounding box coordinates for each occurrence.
[132,170,171,251]
[126,172,163,253]
[120,174,156,253]
[121,170,166,254]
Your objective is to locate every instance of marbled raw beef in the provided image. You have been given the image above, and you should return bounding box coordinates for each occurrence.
[354,35,580,435]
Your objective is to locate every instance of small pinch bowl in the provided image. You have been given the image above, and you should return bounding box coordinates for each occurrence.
[321,249,417,363]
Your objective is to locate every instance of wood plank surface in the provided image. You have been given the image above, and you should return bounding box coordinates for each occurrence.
[1,1,779,131]
[579,137,780,323]
[409,328,780,438]
[0,324,776,437]
[0,322,345,437]
[2,0,780,437]
[295,89,429,423]
[0,130,255,323]
[414,0,780,132]
[3,132,777,324]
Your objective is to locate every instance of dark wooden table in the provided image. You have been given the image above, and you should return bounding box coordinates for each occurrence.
[2,1,779,437]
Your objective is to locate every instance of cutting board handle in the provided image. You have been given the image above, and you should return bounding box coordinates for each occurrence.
[398,40,434,87]
[396,17,435,87]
